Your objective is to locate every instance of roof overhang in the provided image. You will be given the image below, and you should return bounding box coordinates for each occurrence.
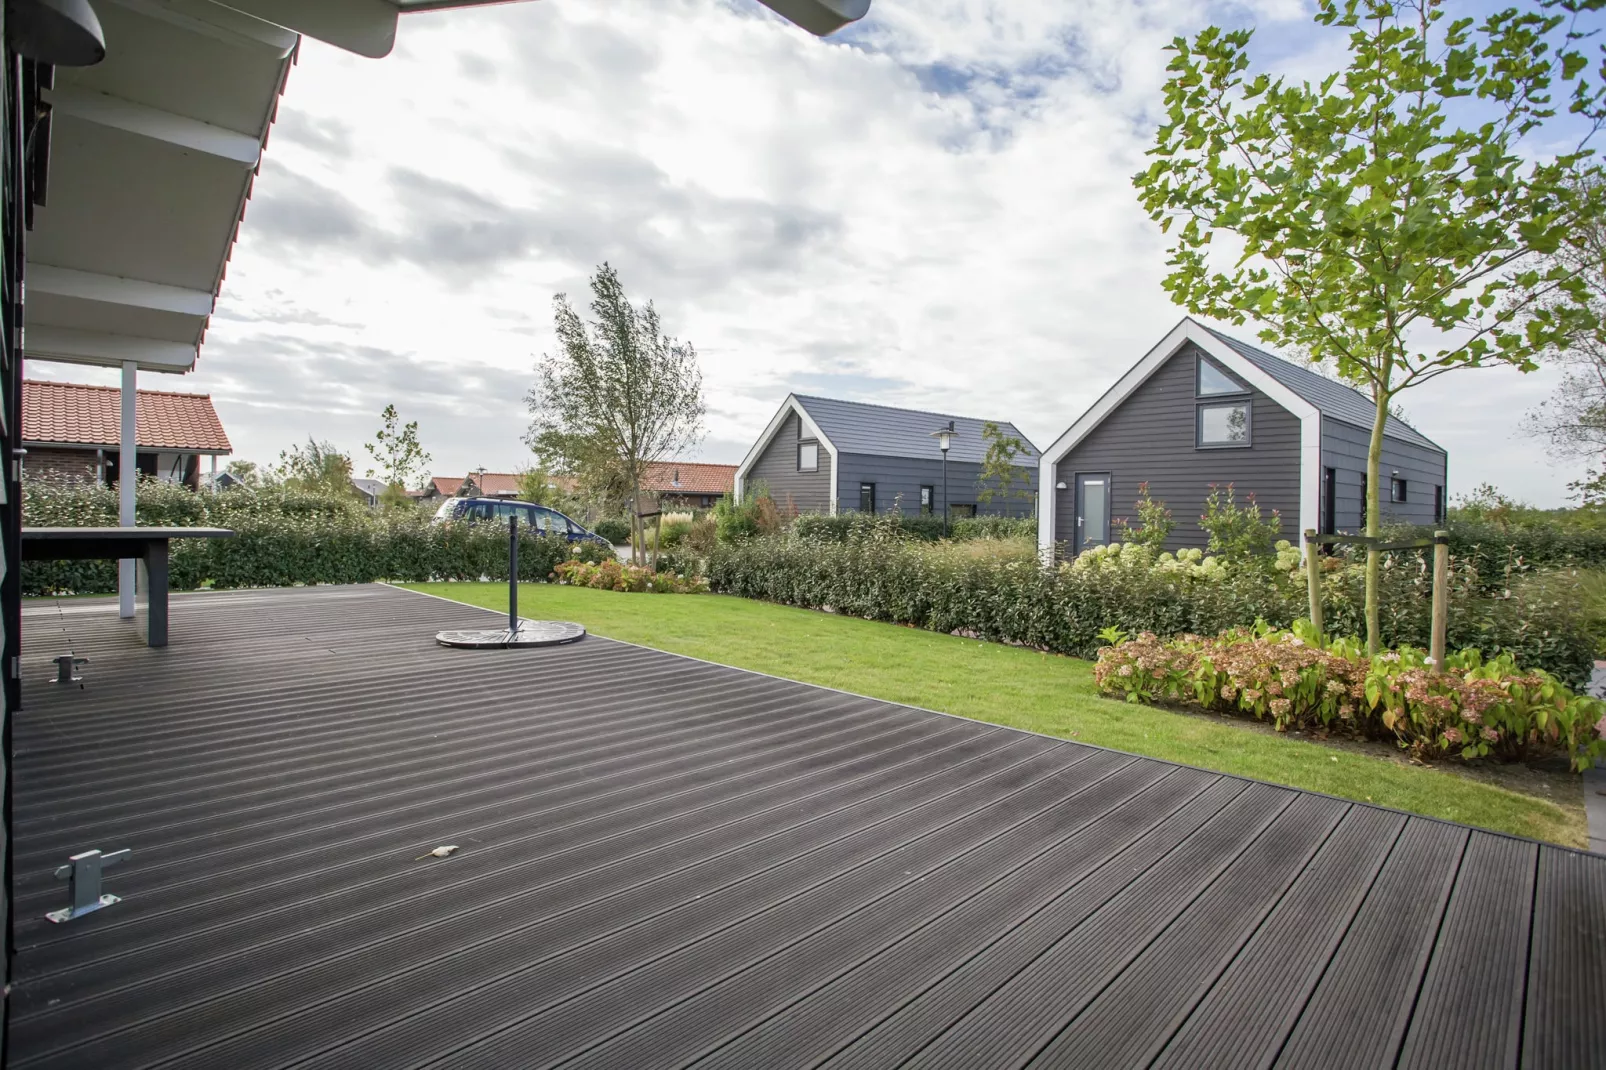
[1037,318,1323,553]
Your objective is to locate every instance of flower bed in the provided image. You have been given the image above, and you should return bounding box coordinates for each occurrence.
[553,558,707,593]
[1094,623,1606,770]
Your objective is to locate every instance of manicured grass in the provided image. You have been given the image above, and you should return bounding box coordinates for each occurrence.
[404,582,1586,847]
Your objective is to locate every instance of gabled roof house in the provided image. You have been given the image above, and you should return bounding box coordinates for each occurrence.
[1038,319,1448,555]
[22,379,231,490]
[736,394,1039,517]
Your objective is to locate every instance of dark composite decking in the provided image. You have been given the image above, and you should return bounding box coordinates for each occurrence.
[6,584,1604,1069]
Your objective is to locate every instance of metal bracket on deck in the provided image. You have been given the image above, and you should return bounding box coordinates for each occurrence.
[51,655,87,684]
[46,848,130,923]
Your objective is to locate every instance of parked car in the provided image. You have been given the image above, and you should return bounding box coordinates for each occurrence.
[431,497,611,546]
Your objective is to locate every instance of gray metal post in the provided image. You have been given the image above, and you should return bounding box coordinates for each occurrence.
[508,514,519,635]
[942,448,949,536]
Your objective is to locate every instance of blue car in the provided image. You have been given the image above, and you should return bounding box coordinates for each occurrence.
[432,497,612,547]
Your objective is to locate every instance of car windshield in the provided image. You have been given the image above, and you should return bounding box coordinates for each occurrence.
[433,500,461,520]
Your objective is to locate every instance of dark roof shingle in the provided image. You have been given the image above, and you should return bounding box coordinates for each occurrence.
[1203,328,1442,451]
[793,395,1038,465]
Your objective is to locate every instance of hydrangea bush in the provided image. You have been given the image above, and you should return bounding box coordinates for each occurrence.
[1093,621,1606,770]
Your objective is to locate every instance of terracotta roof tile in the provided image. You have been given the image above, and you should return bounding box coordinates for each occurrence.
[22,380,231,453]
[641,462,736,496]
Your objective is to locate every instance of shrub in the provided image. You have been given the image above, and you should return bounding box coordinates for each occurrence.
[1093,623,1606,770]
[1114,482,1174,552]
[553,558,708,593]
[706,531,1598,686]
[712,484,782,543]
[792,511,947,542]
[1199,483,1281,558]
[592,517,632,545]
[950,514,1036,541]
[20,477,611,595]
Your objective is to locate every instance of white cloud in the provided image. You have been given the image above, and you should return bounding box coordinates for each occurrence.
[23,0,1586,503]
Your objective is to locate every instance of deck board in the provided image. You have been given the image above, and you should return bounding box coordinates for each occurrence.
[7,583,1604,1069]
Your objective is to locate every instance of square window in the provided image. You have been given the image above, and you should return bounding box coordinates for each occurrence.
[1198,402,1251,447]
[1197,357,1247,396]
[798,441,818,472]
[951,504,977,519]
[1391,477,1407,503]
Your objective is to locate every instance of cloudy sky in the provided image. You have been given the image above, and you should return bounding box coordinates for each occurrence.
[26,0,1593,504]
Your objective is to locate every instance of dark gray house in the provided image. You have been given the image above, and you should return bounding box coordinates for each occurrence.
[735,394,1039,517]
[1038,319,1449,555]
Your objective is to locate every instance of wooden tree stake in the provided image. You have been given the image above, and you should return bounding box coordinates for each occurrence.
[1303,529,1324,638]
[1430,530,1449,672]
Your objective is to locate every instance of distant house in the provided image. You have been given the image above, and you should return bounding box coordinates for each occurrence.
[735,394,1038,517]
[351,478,387,507]
[1038,319,1449,556]
[22,380,231,491]
[423,473,524,500]
[641,462,736,511]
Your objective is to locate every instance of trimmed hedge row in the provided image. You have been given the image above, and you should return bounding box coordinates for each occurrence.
[21,479,610,596]
[789,512,1036,543]
[706,534,1598,687]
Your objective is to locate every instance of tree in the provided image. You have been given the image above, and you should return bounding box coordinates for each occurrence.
[1132,0,1606,652]
[525,263,705,563]
[365,404,431,493]
[976,421,1034,506]
[1522,175,1606,489]
[276,439,359,497]
[222,459,264,488]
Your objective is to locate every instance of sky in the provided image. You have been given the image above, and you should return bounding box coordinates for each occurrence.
[23,0,1598,504]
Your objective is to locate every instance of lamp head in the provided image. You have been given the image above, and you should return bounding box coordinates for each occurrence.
[6,0,105,67]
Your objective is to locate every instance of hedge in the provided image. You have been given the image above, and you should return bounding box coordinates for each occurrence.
[21,478,611,596]
[789,512,1035,543]
[706,534,1598,687]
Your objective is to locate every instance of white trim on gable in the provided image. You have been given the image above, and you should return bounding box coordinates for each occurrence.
[733,394,840,514]
[1037,318,1321,555]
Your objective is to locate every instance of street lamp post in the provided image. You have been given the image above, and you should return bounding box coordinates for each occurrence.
[930,420,954,537]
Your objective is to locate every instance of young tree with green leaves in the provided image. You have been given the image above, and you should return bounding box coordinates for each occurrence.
[1133,0,1606,652]
[976,420,1034,506]
[276,439,359,497]
[365,404,431,496]
[525,263,705,563]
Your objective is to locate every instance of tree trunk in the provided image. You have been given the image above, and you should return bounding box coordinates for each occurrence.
[1365,386,1389,655]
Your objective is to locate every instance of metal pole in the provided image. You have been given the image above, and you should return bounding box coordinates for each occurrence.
[508,514,519,635]
[1303,529,1324,639]
[118,361,137,620]
[942,450,949,537]
[1430,530,1449,672]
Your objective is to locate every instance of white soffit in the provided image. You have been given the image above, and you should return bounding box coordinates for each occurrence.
[24,0,295,373]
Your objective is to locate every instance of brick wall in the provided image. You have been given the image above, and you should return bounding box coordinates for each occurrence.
[24,447,99,484]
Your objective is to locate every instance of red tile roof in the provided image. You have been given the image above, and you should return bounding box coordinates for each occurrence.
[642,462,735,497]
[431,473,528,498]
[22,380,231,452]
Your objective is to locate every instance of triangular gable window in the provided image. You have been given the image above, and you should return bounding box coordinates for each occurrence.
[1197,356,1249,397]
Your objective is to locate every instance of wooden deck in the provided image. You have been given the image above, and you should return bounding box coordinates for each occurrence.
[7,584,1604,1068]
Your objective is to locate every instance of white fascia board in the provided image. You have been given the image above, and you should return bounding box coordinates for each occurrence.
[214,0,398,57]
[1037,318,1323,551]
[24,327,197,373]
[733,395,836,507]
[106,0,299,56]
[46,86,263,166]
[28,265,216,318]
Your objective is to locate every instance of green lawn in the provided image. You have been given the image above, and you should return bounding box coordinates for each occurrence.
[404,582,1586,847]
